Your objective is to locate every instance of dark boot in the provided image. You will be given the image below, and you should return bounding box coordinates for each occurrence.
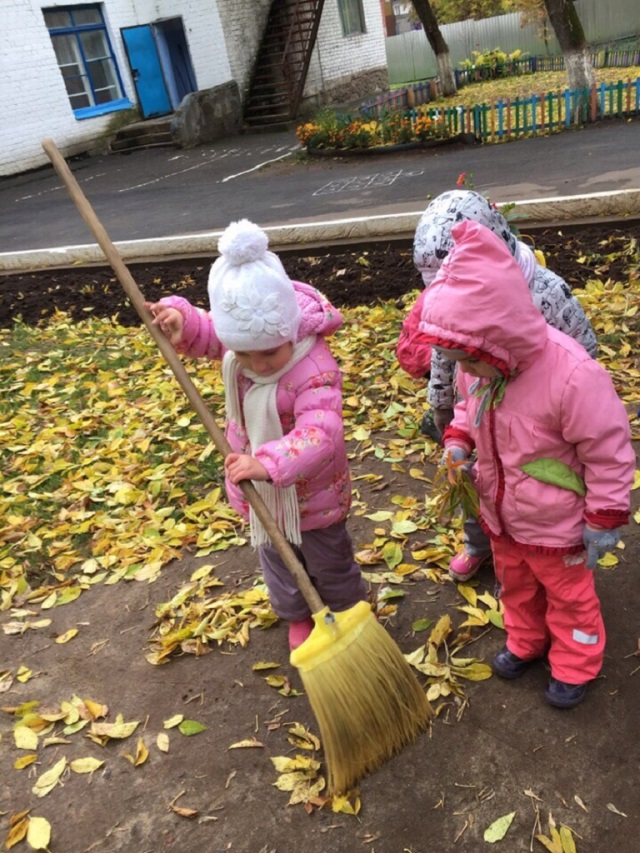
[545,678,588,708]
[420,410,442,443]
[492,646,537,679]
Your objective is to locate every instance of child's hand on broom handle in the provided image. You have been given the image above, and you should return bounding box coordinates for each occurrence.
[145,301,185,346]
[225,453,269,484]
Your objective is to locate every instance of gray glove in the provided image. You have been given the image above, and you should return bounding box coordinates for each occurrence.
[433,407,455,436]
[440,445,469,468]
[583,526,621,570]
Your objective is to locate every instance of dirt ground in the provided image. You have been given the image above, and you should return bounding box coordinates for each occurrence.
[1,224,640,852]
[2,221,640,329]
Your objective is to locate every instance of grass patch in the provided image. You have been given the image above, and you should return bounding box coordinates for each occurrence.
[429,65,640,109]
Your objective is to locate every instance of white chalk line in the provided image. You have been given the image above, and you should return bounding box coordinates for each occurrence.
[220,148,299,182]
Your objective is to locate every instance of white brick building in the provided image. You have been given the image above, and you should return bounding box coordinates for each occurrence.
[1,0,387,176]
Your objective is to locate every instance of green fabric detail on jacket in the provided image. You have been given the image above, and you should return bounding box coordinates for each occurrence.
[470,374,510,427]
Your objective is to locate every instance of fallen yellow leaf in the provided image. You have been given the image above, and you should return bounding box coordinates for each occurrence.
[32,756,67,798]
[55,628,78,644]
[14,727,39,751]
[70,757,104,774]
[14,754,38,770]
[26,816,52,850]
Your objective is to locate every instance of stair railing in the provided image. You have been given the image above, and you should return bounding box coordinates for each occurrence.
[281,0,324,118]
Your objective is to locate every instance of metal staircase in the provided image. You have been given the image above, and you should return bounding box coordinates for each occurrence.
[243,0,325,130]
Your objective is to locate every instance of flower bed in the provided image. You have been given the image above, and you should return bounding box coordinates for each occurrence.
[296,109,455,155]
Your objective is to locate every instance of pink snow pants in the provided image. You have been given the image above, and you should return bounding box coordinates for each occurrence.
[492,538,605,684]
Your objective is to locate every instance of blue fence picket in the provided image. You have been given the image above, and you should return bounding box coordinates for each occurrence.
[354,75,638,146]
[497,100,504,138]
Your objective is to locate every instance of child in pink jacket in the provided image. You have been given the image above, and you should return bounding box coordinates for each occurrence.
[147,219,367,651]
[398,190,598,586]
[419,220,635,708]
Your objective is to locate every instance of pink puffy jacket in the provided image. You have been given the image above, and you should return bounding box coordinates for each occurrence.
[396,289,432,379]
[160,282,352,531]
[419,221,634,553]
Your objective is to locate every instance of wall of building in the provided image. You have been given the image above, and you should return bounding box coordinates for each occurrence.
[304,0,389,108]
[2,0,391,176]
[1,0,231,176]
[215,0,272,99]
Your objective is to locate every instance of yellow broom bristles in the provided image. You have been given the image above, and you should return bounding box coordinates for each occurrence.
[290,601,432,795]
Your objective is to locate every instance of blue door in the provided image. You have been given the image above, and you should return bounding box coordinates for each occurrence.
[121,25,171,118]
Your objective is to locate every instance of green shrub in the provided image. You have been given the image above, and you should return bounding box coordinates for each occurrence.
[459,48,527,78]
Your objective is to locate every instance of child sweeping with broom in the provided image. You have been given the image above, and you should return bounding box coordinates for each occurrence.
[41,136,430,799]
[146,219,368,651]
[418,219,635,708]
[397,189,598,584]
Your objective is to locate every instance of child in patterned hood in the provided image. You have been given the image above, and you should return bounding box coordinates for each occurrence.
[419,219,634,708]
[397,189,598,584]
[147,219,367,651]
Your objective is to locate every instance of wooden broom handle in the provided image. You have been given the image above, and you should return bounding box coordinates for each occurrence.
[41,138,325,615]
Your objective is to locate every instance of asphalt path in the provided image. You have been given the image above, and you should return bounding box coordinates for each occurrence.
[1,120,639,254]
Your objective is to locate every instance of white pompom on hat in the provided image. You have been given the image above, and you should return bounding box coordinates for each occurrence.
[208,219,301,352]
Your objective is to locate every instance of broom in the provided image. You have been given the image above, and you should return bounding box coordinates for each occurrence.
[41,138,432,795]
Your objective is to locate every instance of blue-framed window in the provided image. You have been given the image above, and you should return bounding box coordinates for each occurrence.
[43,4,131,118]
[337,0,366,35]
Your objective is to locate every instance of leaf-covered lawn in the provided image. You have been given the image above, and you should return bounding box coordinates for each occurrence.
[1,235,639,608]
[431,66,640,109]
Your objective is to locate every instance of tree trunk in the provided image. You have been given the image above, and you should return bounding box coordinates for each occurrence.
[411,0,457,96]
[542,0,594,118]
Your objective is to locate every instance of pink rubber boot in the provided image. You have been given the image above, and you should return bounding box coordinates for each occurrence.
[288,618,314,650]
[449,551,489,582]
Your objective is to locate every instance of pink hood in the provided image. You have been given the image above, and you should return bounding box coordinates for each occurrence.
[291,281,343,341]
[418,220,548,373]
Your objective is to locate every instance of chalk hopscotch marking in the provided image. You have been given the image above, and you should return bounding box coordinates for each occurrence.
[313,169,425,196]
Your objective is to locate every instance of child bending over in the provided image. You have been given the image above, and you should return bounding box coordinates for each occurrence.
[418,219,634,709]
[147,219,367,650]
[397,189,598,584]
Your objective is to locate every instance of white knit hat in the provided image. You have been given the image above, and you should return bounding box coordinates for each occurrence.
[208,219,301,352]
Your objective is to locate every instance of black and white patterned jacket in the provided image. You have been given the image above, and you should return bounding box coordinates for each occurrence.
[412,190,598,409]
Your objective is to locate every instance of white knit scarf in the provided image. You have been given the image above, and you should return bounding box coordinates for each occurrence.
[222,335,317,548]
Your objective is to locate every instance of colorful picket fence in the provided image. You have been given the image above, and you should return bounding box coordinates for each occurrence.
[417,77,640,141]
[361,77,640,143]
[361,80,433,118]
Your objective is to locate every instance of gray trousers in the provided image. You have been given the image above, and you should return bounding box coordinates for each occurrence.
[258,521,368,622]
[463,461,492,558]
[463,515,492,558]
